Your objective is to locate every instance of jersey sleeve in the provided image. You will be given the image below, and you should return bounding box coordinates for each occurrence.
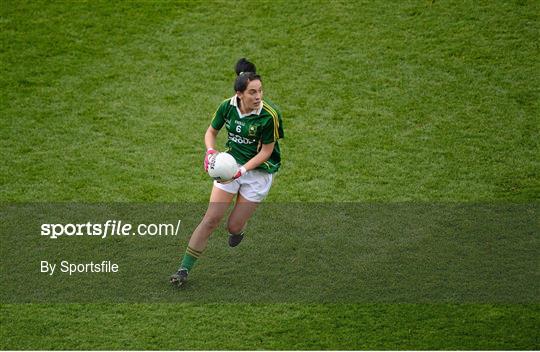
[210,100,229,130]
[261,108,284,144]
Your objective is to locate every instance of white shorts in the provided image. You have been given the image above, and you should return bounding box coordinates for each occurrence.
[214,169,274,203]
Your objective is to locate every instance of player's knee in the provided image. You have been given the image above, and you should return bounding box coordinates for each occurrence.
[201,215,221,231]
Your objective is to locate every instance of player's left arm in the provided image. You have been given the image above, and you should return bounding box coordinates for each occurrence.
[244,142,275,170]
[233,142,274,179]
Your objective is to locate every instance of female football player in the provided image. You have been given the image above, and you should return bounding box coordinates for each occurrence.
[170,58,284,286]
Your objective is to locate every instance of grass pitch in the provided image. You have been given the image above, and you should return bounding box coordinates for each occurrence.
[1,0,539,350]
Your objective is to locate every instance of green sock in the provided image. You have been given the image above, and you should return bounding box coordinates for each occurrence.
[180,246,203,272]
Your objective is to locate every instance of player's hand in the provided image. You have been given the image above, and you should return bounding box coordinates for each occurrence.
[233,166,247,180]
[204,148,218,172]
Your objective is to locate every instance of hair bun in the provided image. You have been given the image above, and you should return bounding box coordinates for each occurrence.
[235,58,256,76]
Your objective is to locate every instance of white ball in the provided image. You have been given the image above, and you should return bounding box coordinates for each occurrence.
[208,152,238,181]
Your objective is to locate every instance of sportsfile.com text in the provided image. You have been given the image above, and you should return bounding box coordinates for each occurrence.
[41,220,182,239]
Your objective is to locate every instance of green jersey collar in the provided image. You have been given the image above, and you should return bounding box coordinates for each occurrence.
[229,95,263,118]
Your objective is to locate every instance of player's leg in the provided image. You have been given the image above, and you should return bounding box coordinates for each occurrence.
[188,186,235,251]
[228,170,274,247]
[226,193,260,247]
[226,170,274,247]
[170,185,235,286]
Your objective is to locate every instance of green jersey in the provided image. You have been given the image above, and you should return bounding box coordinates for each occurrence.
[210,96,284,173]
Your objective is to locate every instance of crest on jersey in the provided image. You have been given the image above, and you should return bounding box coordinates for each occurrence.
[248,125,258,137]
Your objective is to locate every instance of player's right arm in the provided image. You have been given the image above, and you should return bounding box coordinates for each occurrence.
[204,100,228,171]
[203,126,219,171]
[204,126,219,151]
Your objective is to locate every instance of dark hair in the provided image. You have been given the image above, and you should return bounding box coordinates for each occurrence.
[233,58,261,92]
[235,58,256,75]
